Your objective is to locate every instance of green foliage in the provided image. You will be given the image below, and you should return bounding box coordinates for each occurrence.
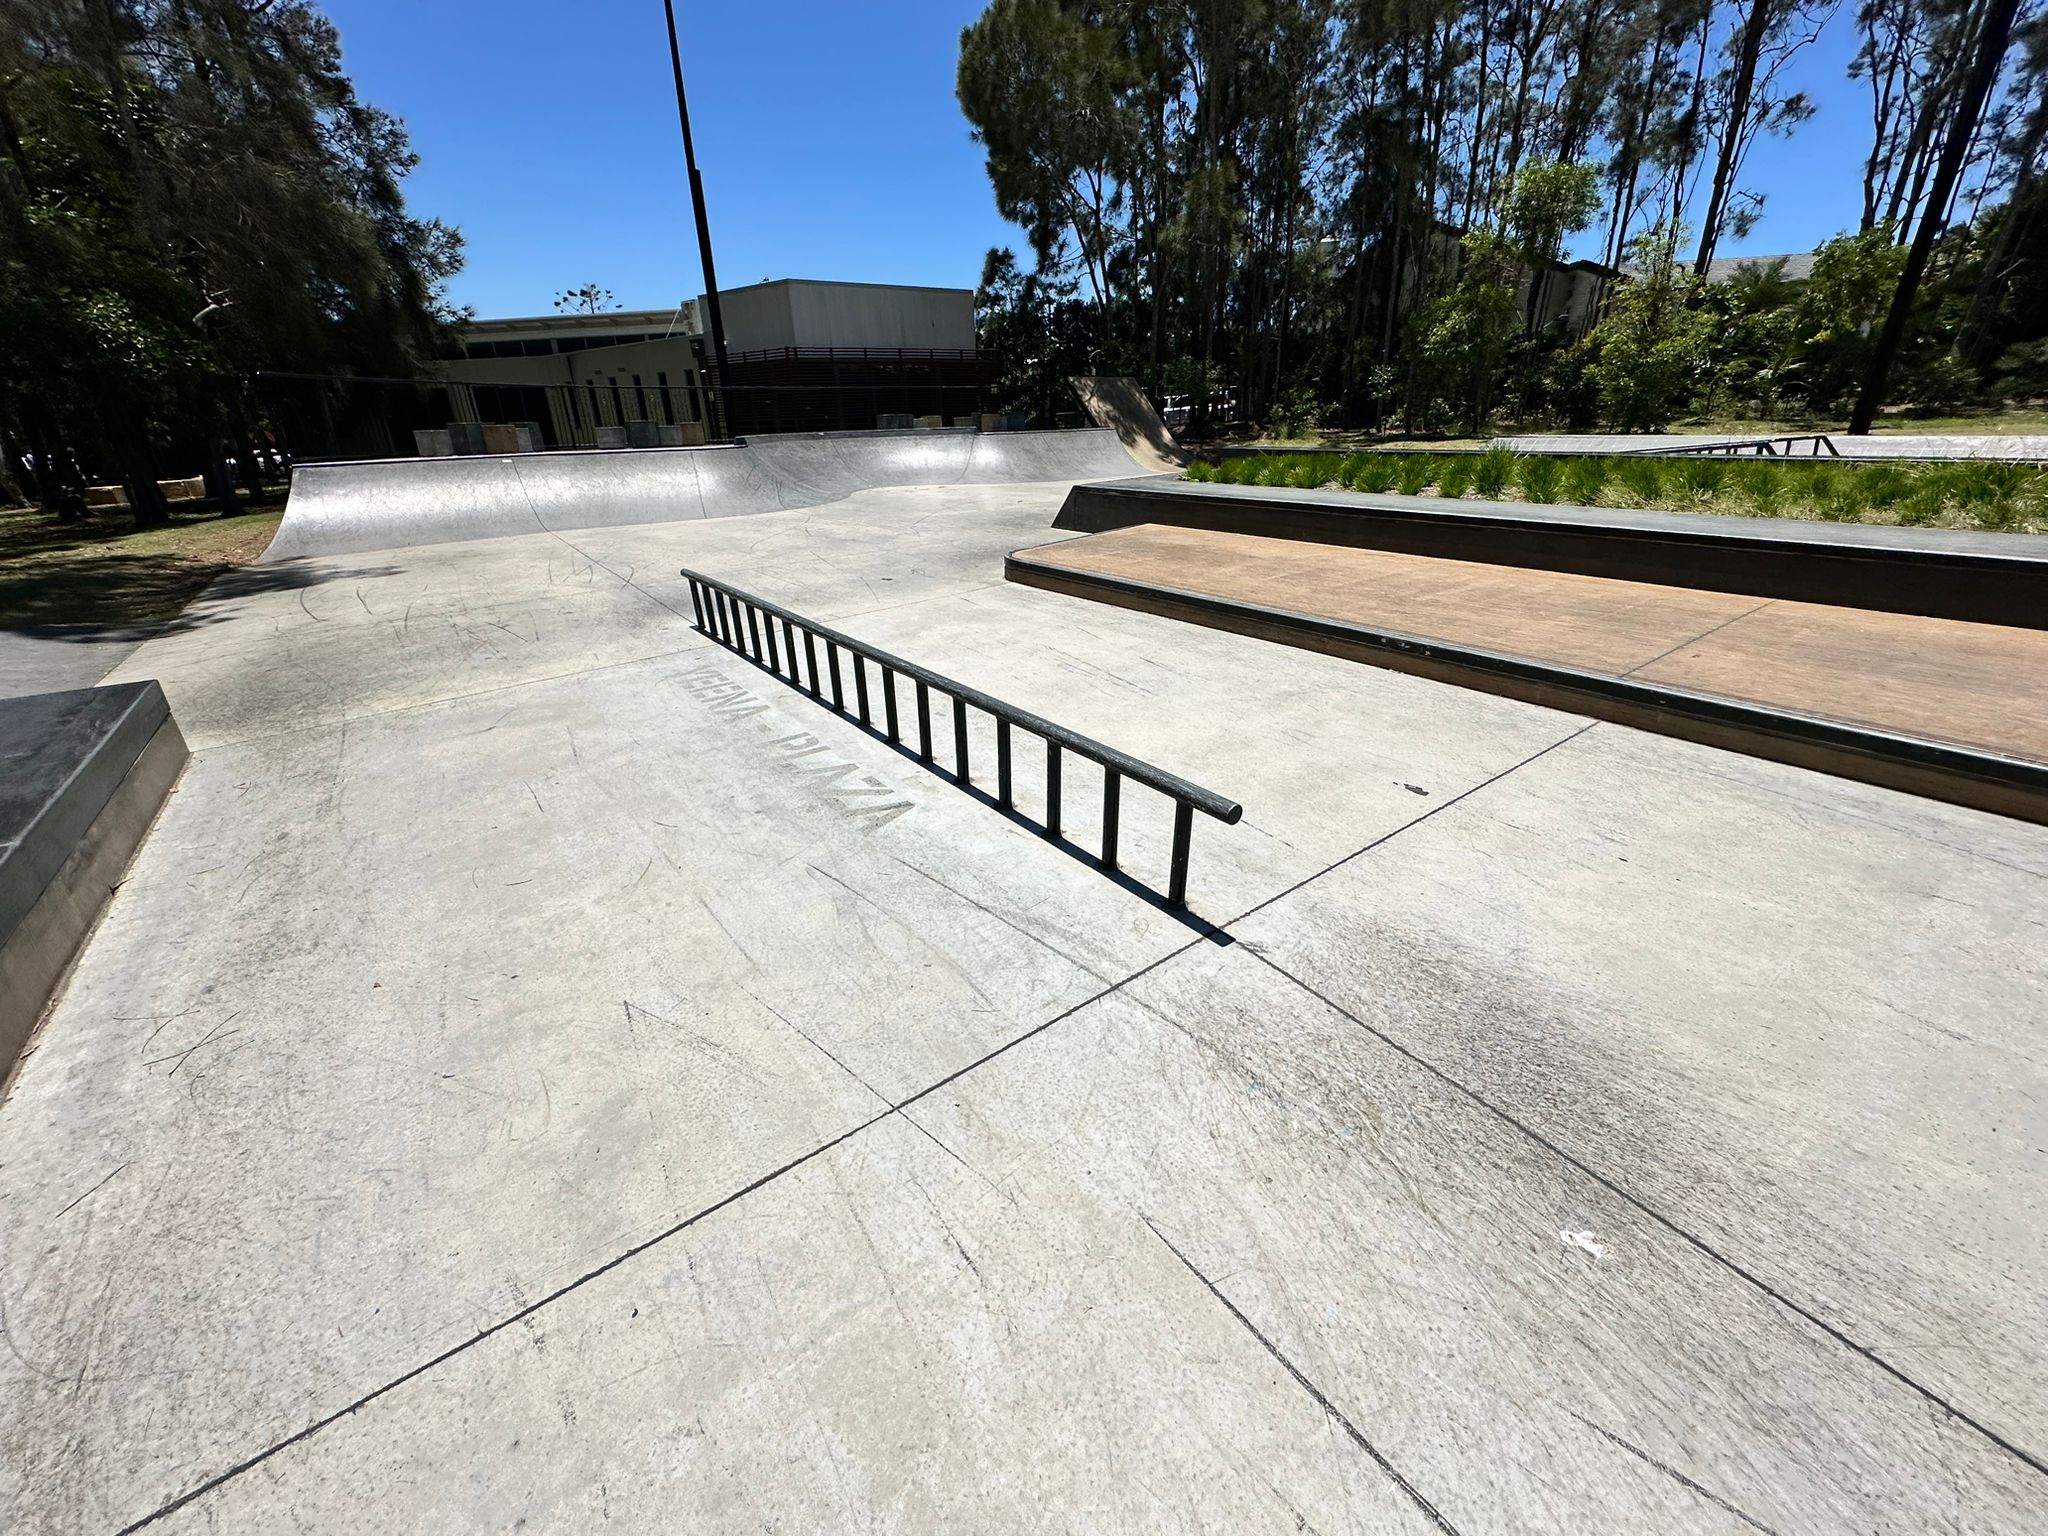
[1673,458,1727,498]
[1501,161,1602,264]
[1411,232,1522,432]
[1473,448,1516,498]
[1269,386,1328,440]
[1518,455,1564,504]
[1736,461,1784,516]
[1394,455,1434,496]
[1173,450,2046,533]
[1561,457,1609,505]
[0,0,464,512]
[1580,226,1713,431]
[1856,464,1911,508]
[1613,456,1665,503]
[976,247,1094,421]
[1285,453,1342,488]
[1349,454,1399,493]
[1787,227,1909,410]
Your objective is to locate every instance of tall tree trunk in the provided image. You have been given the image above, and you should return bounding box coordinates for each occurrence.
[1850,0,2024,432]
[1695,0,1773,275]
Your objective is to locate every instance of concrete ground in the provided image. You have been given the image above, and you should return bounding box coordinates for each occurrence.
[1,478,2044,1533]
[1013,523,2048,761]
[0,625,146,700]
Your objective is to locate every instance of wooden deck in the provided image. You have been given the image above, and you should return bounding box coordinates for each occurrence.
[1013,524,2048,765]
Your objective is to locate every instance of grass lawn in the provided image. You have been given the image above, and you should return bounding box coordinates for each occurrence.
[1186,449,2048,535]
[0,501,284,628]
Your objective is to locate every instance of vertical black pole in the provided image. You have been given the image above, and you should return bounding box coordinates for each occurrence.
[1168,801,1193,908]
[1101,770,1121,870]
[663,0,734,441]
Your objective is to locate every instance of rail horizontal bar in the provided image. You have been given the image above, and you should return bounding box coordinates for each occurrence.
[680,565,1243,828]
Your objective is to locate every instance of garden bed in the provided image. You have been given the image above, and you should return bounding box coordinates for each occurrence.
[1185,450,2048,535]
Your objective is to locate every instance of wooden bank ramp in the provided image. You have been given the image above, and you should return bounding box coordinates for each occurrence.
[1009,523,2048,823]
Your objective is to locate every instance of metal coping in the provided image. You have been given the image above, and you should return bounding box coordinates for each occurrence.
[679,566,1243,908]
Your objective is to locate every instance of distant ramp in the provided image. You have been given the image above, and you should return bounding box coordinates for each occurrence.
[267,427,1149,561]
[1070,377,1187,472]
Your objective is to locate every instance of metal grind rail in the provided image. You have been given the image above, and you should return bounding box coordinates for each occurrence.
[679,566,1243,909]
[1639,433,1840,458]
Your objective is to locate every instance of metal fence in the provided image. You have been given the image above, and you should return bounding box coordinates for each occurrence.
[681,567,1243,909]
[254,359,989,463]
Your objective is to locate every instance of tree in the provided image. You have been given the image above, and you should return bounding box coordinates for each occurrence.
[1850,0,2026,431]
[1411,231,1523,431]
[555,284,617,315]
[1581,223,1714,427]
[0,0,464,521]
[1691,0,1830,276]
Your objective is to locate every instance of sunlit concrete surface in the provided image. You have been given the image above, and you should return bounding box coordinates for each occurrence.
[2,467,2044,1533]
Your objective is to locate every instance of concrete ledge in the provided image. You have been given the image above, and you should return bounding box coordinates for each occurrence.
[1053,478,2048,628]
[1,685,187,1081]
[1007,554,2048,826]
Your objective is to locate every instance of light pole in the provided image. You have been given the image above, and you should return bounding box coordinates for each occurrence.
[663,0,733,439]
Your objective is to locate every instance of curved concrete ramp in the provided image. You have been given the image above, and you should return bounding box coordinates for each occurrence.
[268,427,1150,561]
[1070,376,1187,472]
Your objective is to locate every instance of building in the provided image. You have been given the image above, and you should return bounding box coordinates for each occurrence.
[432,279,977,447]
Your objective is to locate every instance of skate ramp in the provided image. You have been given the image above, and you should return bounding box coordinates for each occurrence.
[267,427,1151,561]
[1070,376,1187,472]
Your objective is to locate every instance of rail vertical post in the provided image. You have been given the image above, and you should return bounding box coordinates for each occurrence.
[952,696,969,785]
[997,719,1012,808]
[883,666,899,741]
[1046,744,1062,838]
[803,631,820,699]
[688,580,706,631]
[1167,801,1193,908]
[1101,770,1121,870]
[745,603,763,659]
[915,681,932,763]
[853,656,870,725]
[763,607,780,672]
[827,642,844,710]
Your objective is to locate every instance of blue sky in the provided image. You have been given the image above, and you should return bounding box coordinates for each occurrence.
[323,1,1880,319]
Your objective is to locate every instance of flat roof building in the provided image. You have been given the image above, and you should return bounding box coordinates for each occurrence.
[433,280,977,447]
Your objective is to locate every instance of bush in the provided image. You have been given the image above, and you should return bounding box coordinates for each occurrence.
[1290,453,1343,489]
[1613,456,1664,504]
[1736,462,1783,516]
[1184,460,1217,483]
[1474,448,1516,498]
[1395,455,1434,496]
[1252,455,1294,487]
[1561,456,1609,505]
[1351,454,1399,494]
[1673,457,1727,498]
[1856,463,1910,508]
[1898,483,1946,526]
[1519,455,1564,504]
[1435,457,1474,498]
[1899,351,1982,411]
[1814,468,1870,522]
[1269,386,1328,440]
